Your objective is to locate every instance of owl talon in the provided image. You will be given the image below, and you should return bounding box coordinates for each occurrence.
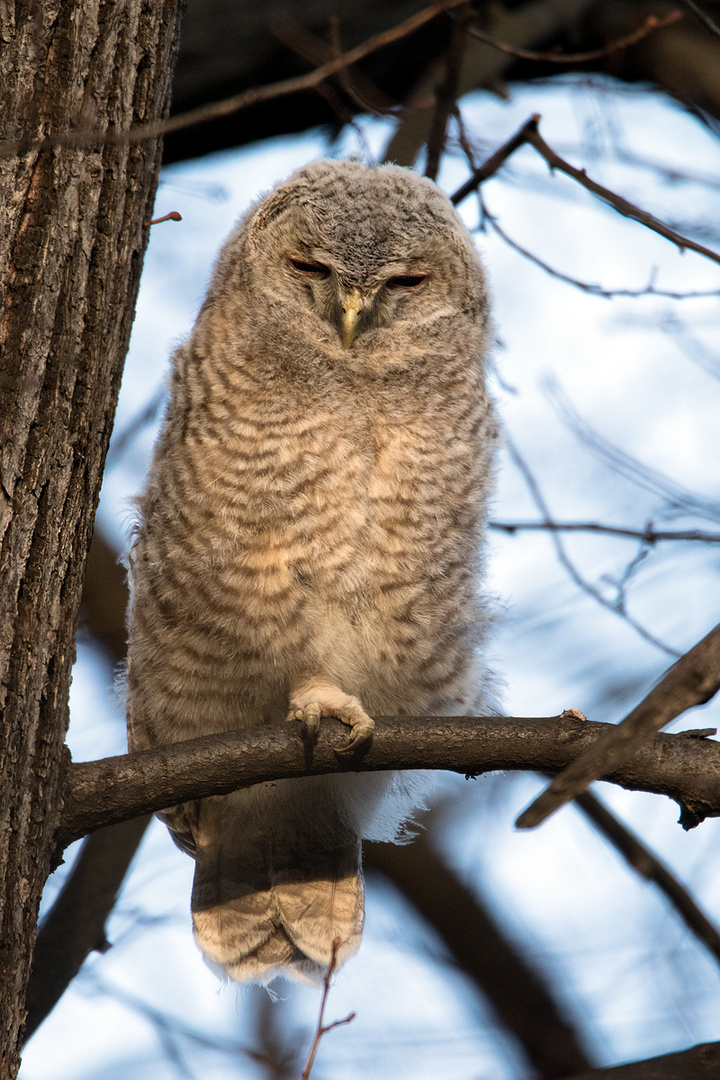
[334,715,374,758]
[288,683,374,756]
[288,701,321,745]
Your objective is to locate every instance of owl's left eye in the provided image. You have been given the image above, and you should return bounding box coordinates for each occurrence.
[386,274,428,290]
[289,258,330,279]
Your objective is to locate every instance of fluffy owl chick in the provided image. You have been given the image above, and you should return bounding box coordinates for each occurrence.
[126,159,498,985]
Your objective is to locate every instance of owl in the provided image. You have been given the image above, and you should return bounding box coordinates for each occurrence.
[126,159,498,986]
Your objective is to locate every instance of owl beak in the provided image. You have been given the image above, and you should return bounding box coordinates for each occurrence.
[341,289,364,350]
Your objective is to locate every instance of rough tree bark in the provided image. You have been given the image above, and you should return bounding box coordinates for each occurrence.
[0,2,182,1075]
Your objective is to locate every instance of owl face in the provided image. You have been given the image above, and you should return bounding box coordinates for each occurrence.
[217,160,489,374]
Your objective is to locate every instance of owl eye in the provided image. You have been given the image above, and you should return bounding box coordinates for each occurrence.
[386,274,428,290]
[289,257,330,279]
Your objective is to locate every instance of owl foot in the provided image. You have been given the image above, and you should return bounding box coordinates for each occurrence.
[288,681,374,756]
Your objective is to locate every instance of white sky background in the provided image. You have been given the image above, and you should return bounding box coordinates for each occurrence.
[21,76,720,1079]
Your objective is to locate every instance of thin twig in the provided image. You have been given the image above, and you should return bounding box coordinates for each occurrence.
[450,114,540,205]
[272,15,396,117]
[482,199,720,299]
[490,520,720,543]
[466,11,683,64]
[106,386,166,465]
[505,434,680,657]
[0,0,468,160]
[452,106,485,223]
[143,211,182,227]
[544,378,720,523]
[524,118,720,268]
[517,621,720,829]
[450,114,720,272]
[301,938,355,1080]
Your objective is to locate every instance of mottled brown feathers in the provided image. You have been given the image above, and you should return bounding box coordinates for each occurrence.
[126,159,498,985]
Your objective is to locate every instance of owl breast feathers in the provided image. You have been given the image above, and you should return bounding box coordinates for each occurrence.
[126,159,498,985]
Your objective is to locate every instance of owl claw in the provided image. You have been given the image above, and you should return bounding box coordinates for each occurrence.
[288,684,374,756]
[288,701,321,745]
[334,714,374,758]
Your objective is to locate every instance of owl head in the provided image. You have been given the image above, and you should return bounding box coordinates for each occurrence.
[209,159,490,375]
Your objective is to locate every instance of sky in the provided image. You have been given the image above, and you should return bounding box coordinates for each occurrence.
[20,75,720,1079]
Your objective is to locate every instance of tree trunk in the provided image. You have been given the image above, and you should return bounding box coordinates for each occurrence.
[0,2,182,1075]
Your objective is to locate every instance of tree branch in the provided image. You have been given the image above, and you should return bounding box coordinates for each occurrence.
[23,816,150,1044]
[575,788,720,967]
[58,712,720,852]
[466,11,683,65]
[424,4,472,182]
[0,0,469,159]
[517,622,720,829]
[450,114,540,205]
[450,114,720,272]
[523,118,720,267]
[565,1040,720,1079]
[490,520,720,543]
[680,0,720,40]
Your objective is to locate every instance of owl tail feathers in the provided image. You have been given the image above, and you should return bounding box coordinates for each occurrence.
[191,841,364,986]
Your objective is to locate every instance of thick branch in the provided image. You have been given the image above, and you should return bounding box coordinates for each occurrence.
[58,715,720,851]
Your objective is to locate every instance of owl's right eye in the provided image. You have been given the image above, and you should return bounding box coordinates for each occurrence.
[289,258,330,279]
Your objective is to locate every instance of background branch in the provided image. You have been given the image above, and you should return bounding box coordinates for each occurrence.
[23,816,151,1044]
[565,1040,720,1079]
[367,833,595,1077]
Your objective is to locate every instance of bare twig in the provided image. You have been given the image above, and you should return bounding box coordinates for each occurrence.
[576,788,720,968]
[659,311,720,381]
[680,0,720,39]
[466,11,683,64]
[301,938,355,1080]
[272,16,396,117]
[143,211,182,227]
[0,0,468,160]
[450,114,540,205]
[106,387,166,465]
[425,5,472,181]
[505,434,680,657]
[450,114,720,272]
[544,379,720,523]
[481,199,720,298]
[490,520,720,543]
[523,118,720,268]
[517,621,720,829]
